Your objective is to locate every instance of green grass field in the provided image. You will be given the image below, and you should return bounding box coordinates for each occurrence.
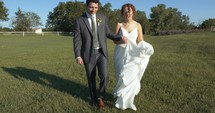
[0,32,215,113]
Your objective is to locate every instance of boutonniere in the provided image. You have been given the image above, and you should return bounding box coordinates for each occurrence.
[97,18,102,26]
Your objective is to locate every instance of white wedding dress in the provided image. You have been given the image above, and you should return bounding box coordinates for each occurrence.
[112,24,154,111]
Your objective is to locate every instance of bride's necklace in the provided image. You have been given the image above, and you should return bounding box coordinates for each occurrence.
[123,20,134,29]
[122,20,136,33]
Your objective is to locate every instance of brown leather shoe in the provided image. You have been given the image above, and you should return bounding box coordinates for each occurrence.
[98,98,105,109]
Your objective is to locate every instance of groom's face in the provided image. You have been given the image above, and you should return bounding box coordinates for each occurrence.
[87,2,99,15]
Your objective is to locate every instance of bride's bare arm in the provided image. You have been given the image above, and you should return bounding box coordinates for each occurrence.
[114,23,124,44]
[137,23,144,43]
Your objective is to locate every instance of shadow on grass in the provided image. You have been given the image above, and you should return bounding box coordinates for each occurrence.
[1,66,115,108]
[2,66,89,101]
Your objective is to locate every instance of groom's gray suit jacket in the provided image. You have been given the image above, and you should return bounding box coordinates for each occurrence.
[73,13,121,73]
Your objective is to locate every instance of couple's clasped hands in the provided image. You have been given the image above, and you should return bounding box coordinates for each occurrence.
[114,36,128,44]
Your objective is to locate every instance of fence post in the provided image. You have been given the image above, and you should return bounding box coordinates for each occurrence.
[23,32,24,37]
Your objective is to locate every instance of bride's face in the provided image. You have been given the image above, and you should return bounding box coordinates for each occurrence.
[123,7,133,20]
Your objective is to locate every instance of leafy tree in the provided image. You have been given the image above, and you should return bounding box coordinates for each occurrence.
[0,1,8,21]
[99,3,112,16]
[46,1,85,32]
[11,8,42,31]
[150,4,192,35]
[150,4,168,34]
[11,8,29,31]
[25,12,43,28]
[46,2,198,35]
[164,8,180,30]
[135,11,150,34]
[99,3,118,31]
[199,18,215,30]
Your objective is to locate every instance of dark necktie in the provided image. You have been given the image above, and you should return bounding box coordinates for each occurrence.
[91,16,99,48]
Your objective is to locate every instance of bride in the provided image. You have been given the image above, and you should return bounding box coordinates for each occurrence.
[112,3,154,111]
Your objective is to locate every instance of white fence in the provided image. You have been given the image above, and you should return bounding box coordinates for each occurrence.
[211,26,215,31]
[0,31,73,37]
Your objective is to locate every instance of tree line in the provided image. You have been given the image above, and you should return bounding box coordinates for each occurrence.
[0,1,215,35]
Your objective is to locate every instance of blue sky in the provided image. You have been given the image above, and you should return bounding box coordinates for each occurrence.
[1,0,215,28]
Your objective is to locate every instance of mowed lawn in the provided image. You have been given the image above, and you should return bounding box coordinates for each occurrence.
[0,32,214,113]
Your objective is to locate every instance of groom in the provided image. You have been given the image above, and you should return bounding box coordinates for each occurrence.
[73,0,127,109]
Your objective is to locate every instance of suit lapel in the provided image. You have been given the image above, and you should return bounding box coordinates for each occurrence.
[82,13,93,35]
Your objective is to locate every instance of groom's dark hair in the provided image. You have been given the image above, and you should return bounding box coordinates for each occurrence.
[86,0,99,5]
